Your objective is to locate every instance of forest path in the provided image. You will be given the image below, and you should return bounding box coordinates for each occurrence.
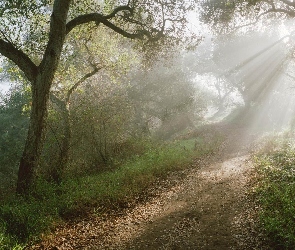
[32,124,264,250]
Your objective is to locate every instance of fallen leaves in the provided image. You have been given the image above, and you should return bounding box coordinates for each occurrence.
[29,124,266,250]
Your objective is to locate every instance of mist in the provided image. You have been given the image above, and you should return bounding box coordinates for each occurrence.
[3,1,295,248]
[180,20,295,138]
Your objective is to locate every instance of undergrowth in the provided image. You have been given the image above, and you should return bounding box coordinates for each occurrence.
[254,136,295,249]
[0,136,221,249]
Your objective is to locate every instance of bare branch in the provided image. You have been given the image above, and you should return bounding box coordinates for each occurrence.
[65,5,159,41]
[68,13,136,37]
[68,13,157,40]
[66,65,101,102]
[51,64,101,109]
[280,0,295,7]
[0,39,37,82]
[268,7,295,16]
[105,5,133,19]
[230,9,274,33]
[66,5,132,34]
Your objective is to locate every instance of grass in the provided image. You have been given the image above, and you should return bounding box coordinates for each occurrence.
[0,136,221,249]
[254,138,295,249]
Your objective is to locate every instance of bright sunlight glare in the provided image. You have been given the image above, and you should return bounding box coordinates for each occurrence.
[193,19,295,137]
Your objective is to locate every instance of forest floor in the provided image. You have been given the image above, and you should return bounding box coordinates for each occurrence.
[30,124,267,250]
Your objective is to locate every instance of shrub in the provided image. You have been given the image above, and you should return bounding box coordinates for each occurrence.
[0,135,221,248]
[254,143,295,249]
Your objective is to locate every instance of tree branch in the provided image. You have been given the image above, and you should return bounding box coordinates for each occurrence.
[51,65,100,110]
[268,7,295,16]
[230,9,274,33]
[280,0,295,7]
[66,65,100,102]
[105,5,133,19]
[68,13,155,39]
[66,6,156,40]
[0,39,37,83]
[66,5,132,34]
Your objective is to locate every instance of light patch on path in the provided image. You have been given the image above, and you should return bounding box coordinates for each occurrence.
[33,154,260,250]
[201,155,249,179]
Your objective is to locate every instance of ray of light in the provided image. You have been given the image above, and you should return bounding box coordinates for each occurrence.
[220,32,295,138]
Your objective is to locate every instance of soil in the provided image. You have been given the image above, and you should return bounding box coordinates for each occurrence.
[30,124,267,250]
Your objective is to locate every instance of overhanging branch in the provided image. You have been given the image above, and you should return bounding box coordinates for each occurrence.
[66,5,132,34]
[67,13,152,39]
[230,10,273,33]
[66,65,100,102]
[105,5,133,19]
[280,0,295,8]
[0,39,38,83]
[51,66,101,109]
[66,6,156,40]
[269,7,295,16]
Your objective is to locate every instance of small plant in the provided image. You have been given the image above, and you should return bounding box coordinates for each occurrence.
[254,141,295,249]
[0,135,221,248]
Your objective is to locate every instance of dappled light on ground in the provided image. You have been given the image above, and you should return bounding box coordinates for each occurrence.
[31,125,265,250]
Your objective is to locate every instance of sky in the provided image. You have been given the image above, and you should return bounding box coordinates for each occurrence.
[0,81,10,94]
[0,56,10,94]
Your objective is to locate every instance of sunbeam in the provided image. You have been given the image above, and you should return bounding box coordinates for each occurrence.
[213,30,295,134]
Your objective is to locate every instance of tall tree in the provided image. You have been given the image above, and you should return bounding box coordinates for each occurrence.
[47,26,137,182]
[0,0,194,194]
[198,0,295,32]
[127,58,206,139]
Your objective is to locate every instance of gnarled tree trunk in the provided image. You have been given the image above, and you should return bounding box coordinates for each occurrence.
[16,75,52,193]
[0,0,166,195]
[16,0,71,195]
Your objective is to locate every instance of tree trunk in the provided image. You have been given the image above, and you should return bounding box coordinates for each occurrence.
[15,0,71,195]
[16,76,52,194]
[49,96,71,184]
[48,65,99,183]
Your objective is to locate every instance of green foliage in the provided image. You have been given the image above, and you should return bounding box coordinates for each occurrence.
[254,141,295,249]
[0,224,25,250]
[0,178,63,248]
[60,139,196,216]
[198,0,263,33]
[0,85,30,197]
[0,199,55,242]
[0,135,219,248]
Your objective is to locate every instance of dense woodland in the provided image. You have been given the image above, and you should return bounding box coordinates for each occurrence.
[1,0,295,249]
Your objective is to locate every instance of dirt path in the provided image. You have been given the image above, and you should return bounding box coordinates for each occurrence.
[31,125,264,250]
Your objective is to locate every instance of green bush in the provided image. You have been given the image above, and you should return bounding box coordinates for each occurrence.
[255,144,295,249]
[0,196,59,242]
[0,86,30,199]
[0,136,220,249]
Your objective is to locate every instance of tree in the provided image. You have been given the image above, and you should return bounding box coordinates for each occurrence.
[0,0,194,194]
[46,26,137,182]
[127,58,206,139]
[199,0,295,33]
[69,77,133,170]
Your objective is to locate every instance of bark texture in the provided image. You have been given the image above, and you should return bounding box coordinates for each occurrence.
[16,0,71,194]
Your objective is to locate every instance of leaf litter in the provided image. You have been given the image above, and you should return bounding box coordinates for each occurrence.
[29,124,266,250]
